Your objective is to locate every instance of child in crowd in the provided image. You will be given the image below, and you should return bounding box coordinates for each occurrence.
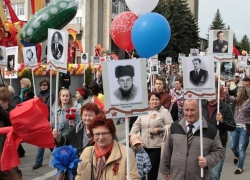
[130,134,151,180]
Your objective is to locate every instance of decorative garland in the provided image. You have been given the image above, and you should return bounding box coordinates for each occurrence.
[17,63,102,77]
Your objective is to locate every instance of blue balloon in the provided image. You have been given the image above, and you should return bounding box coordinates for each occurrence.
[132,13,171,58]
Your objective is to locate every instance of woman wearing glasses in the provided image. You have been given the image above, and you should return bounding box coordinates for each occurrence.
[75,114,141,180]
[32,78,55,170]
[52,103,102,179]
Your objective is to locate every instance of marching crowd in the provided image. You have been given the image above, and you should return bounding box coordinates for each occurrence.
[0,60,250,180]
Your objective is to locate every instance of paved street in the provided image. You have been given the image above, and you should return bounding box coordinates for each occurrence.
[19,119,250,180]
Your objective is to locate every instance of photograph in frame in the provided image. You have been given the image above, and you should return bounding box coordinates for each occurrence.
[81,53,89,64]
[5,46,18,79]
[91,56,100,64]
[0,46,6,67]
[23,46,38,68]
[150,60,158,74]
[166,57,172,65]
[182,56,215,99]
[47,29,68,73]
[101,59,148,118]
[178,53,185,62]
[220,60,236,81]
[104,56,111,61]
[190,48,199,56]
[209,30,233,55]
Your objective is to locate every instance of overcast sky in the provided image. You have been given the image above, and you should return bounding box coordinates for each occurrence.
[198,0,250,41]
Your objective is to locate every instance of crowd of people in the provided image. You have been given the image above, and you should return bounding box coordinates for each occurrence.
[0,60,250,180]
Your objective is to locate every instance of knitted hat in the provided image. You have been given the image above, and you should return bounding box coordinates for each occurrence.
[115,65,134,78]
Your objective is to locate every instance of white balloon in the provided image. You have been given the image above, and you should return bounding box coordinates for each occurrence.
[125,0,159,16]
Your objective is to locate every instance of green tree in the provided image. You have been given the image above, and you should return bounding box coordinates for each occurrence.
[239,34,250,53]
[233,34,240,50]
[85,67,93,85]
[154,0,200,63]
[209,9,226,30]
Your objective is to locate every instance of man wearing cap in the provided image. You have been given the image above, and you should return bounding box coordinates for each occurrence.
[213,31,228,53]
[226,73,243,98]
[114,65,138,101]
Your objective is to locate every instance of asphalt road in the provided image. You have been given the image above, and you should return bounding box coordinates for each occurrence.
[19,119,250,180]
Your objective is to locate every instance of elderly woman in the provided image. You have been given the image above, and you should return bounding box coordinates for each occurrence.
[169,77,184,121]
[19,78,34,102]
[74,87,91,113]
[130,92,173,180]
[225,86,250,174]
[75,114,141,180]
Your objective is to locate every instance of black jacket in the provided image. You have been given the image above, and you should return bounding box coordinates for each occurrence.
[202,100,236,146]
[189,69,208,86]
[9,94,21,110]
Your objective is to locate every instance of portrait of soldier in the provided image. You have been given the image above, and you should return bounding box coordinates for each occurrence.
[213,31,228,53]
[113,65,138,101]
[221,61,234,80]
[189,58,208,86]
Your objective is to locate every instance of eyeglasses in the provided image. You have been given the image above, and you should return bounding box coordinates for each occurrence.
[93,132,110,137]
[40,84,47,87]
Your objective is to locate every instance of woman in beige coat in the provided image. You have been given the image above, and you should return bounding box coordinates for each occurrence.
[130,92,173,180]
[75,114,141,180]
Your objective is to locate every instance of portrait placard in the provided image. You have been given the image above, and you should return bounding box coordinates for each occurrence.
[4,46,18,79]
[208,30,233,56]
[91,56,100,64]
[47,29,68,73]
[166,57,172,65]
[214,60,218,75]
[182,56,215,99]
[0,46,7,67]
[220,59,237,81]
[246,56,250,68]
[81,53,89,64]
[104,56,111,61]
[150,59,158,74]
[102,59,148,118]
[178,53,185,62]
[23,46,38,68]
[190,48,199,56]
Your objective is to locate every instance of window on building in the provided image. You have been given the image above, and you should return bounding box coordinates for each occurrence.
[17,3,24,16]
[75,0,82,10]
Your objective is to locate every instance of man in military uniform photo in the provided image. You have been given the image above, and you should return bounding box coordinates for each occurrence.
[213,31,228,53]
[221,61,234,80]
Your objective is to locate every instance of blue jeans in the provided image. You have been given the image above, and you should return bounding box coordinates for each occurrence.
[230,128,249,169]
[210,146,226,180]
[35,148,45,166]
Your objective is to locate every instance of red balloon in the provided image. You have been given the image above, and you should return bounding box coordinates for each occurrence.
[110,11,138,51]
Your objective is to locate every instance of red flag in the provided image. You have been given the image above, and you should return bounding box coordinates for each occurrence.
[4,0,19,23]
[0,98,54,170]
[233,45,240,56]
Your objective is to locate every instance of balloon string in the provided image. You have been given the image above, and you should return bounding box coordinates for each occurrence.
[126,50,132,59]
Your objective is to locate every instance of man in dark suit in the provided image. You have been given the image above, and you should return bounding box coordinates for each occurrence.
[51,32,63,60]
[192,50,197,56]
[190,58,208,86]
[213,31,228,53]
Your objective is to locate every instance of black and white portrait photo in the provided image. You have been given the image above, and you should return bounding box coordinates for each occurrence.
[166,57,172,65]
[178,53,185,62]
[47,29,68,73]
[190,49,199,56]
[150,60,158,74]
[81,53,88,63]
[247,57,250,66]
[91,56,100,64]
[113,65,138,102]
[102,59,148,118]
[23,46,37,67]
[7,55,15,71]
[0,46,5,62]
[182,56,215,99]
[189,58,209,86]
[220,61,236,81]
[51,32,63,60]
[105,56,110,61]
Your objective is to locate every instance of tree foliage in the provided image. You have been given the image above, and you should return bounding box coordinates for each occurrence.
[239,34,250,53]
[209,9,226,30]
[154,0,200,63]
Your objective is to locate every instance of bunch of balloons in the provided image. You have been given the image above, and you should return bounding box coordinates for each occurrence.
[110,0,171,58]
